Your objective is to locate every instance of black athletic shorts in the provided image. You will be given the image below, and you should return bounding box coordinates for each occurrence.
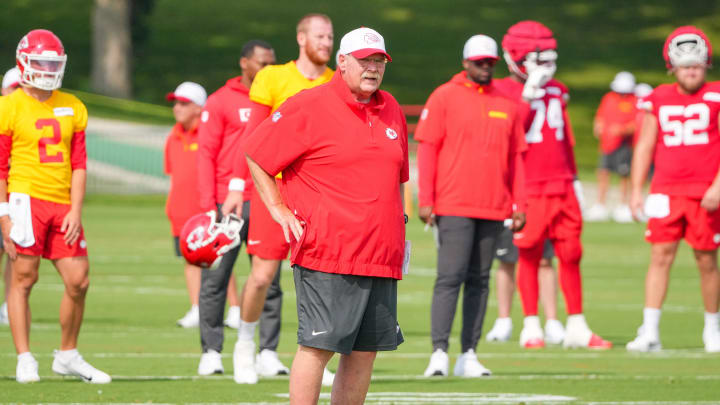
[495,227,553,264]
[293,264,404,355]
[599,142,632,176]
[173,236,181,257]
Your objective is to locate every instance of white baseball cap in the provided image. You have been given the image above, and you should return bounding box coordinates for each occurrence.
[463,35,499,61]
[166,81,207,107]
[2,66,20,89]
[339,27,392,62]
[634,82,653,98]
[610,71,636,94]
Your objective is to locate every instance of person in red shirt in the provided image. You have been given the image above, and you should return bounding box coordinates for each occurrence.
[163,81,206,328]
[628,26,720,353]
[586,71,638,223]
[416,34,527,378]
[495,20,611,350]
[194,40,284,377]
[244,27,406,405]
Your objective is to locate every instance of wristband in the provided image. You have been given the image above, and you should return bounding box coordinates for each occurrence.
[0,202,8,217]
[404,214,409,224]
[228,178,245,192]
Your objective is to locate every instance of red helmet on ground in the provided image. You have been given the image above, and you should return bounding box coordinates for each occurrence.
[16,29,67,91]
[502,21,558,79]
[179,211,243,269]
[663,26,712,69]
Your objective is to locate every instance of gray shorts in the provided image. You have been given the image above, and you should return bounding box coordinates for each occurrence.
[599,142,632,176]
[495,227,554,264]
[293,264,404,355]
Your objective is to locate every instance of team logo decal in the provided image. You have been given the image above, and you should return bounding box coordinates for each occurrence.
[238,108,251,122]
[364,33,380,44]
[272,111,282,123]
[17,35,28,52]
[386,128,398,140]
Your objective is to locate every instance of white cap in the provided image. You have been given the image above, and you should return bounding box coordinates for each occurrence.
[339,27,392,62]
[463,35,498,61]
[610,71,636,94]
[634,83,653,98]
[166,81,207,107]
[2,67,20,89]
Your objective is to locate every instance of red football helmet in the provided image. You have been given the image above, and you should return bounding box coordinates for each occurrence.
[663,26,712,69]
[502,20,558,79]
[179,211,244,269]
[16,29,67,91]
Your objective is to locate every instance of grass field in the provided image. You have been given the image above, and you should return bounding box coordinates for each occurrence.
[1,195,719,403]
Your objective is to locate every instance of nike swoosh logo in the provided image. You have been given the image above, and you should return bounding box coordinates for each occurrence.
[312,330,327,336]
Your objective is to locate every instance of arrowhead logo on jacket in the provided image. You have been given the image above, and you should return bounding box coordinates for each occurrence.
[386,128,398,140]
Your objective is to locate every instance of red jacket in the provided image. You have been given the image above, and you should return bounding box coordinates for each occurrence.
[164,122,203,235]
[416,72,527,219]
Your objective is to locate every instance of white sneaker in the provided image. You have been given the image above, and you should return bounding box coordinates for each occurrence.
[486,318,512,342]
[585,204,609,222]
[198,349,224,375]
[322,367,335,386]
[423,349,449,377]
[703,325,720,353]
[255,349,289,376]
[627,332,662,352]
[176,305,199,328]
[519,316,545,348]
[612,205,634,223]
[544,319,565,345]
[52,350,111,384]
[224,306,240,329]
[453,349,491,377]
[564,314,612,349]
[233,340,258,384]
[0,302,8,325]
[16,353,40,383]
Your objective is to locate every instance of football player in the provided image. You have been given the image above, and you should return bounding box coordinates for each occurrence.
[0,29,111,383]
[494,21,612,349]
[628,26,720,353]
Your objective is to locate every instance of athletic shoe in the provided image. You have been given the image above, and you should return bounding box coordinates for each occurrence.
[198,350,224,375]
[486,318,512,342]
[322,367,335,386]
[520,316,545,348]
[703,325,720,353]
[612,205,634,223]
[233,340,258,384]
[563,314,612,349]
[453,349,491,377]
[52,350,112,384]
[544,319,565,345]
[423,349,449,377]
[626,332,662,352]
[16,353,40,383]
[255,349,289,376]
[585,204,609,222]
[224,306,240,329]
[176,305,199,328]
[0,302,8,325]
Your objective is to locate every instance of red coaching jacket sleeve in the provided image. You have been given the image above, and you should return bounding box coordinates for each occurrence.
[414,90,446,207]
[197,97,224,211]
[163,132,172,176]
[70,130,87,170]
[232,102,271,181]
[510,112,527,211]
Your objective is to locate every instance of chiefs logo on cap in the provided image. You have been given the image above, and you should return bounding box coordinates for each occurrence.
[364,33,380,44]
[386,128,398,140]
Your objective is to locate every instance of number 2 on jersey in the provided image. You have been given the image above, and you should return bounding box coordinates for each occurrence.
[526,98,564,144]
[36,118,64,163]
[658,103,709,147]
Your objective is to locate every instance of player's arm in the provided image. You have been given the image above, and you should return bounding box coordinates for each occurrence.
[700,111,720,212]
[62,129,88,245]
[0,175,16,259]
[630,112,658,219]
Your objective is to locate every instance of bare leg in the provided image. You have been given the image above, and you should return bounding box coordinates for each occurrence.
[241,256,280,322]
[184,263,201,306]
[3,252,11,301]
[331,351,377,405]
[8,255,41,354]
[538,258,558,320]
[227,272,240,307]
[495,261,515,318]
[54,256,90,350]
[645,242,680,309]
[694,249,720,313]
[289,345,334,405]
[596,168,610,206]
[618,176,630,205]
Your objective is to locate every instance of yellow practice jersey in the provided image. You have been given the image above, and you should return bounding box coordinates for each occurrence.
[249,61,334,112]
[0,89,88,204]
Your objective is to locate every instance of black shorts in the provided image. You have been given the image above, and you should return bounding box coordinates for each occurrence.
[293,264,404,355]
[173,236,181,257]
[495,227,553,264]
[599,142,632,176]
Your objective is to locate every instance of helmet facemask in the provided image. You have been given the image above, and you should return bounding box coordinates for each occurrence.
[17,50,66,91]
[668,33,708,68]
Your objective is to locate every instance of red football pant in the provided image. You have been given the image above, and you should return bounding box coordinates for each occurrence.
[515,188,583,316]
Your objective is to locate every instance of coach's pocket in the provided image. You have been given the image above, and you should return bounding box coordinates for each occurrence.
[644,194,670,219]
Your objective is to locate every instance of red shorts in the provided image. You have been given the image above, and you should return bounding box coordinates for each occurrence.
[513,188,582,249]
[247,189,289,260]
[15,197,88,259]
[646,195,720,250]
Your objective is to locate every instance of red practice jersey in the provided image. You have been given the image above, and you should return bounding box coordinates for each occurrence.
[595,91,638,153]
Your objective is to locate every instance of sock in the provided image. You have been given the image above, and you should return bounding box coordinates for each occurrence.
[642,307,661,336]
[237,320,257,341]
[495,317,512,328]
[554,237,584,315]
[17,352,34,362]
[524,315,542,330]
[704,312,719,330]
[57,348,79,362]
[517,245,544,316]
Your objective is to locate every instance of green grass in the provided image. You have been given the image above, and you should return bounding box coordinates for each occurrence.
[1,195,719,403]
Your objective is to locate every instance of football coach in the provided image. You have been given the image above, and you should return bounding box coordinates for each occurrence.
[242,27,407,405]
